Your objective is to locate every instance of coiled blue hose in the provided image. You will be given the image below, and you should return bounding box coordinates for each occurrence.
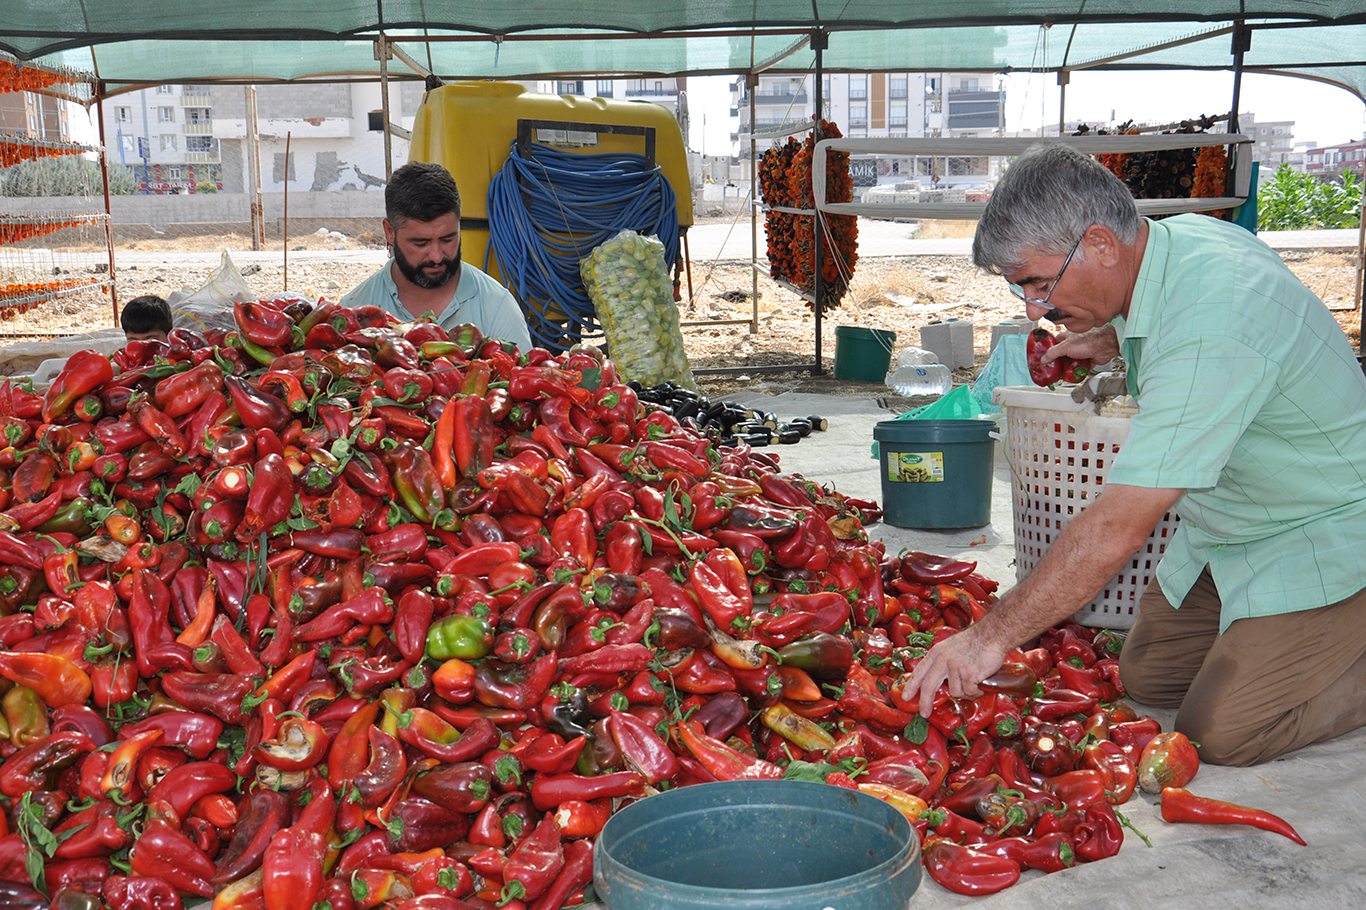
[486,141,680,351]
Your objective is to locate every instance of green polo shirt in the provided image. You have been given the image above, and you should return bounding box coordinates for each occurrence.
[339,259,533,352]
[1108,214,1366,631]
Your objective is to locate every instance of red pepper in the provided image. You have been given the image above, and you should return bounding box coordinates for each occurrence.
[1030,687,1099,722]
[52,800,132,859]
[43,350,115,423]
[689,547,752,631]
[922,837,1020,896]
[130,817,216,897]
[235,300,295,347]
[120,713,224,761]
[528,770,646,810]
[900,551,977,585]
[0,651,92,707]
[975,832,1076,873]
[608,710,679,784]
[102,875,185,910]
[153,361,225,418]
[1160,786,1306,845]
[263,826,326,910]
[503,816,564,903]
[1137,731,1200,793]
[1027,328,1064,386]
[1043,768,1111,810]
[213,789,294,884]
[1082,738,1138,803]
[1072,800,1125,862]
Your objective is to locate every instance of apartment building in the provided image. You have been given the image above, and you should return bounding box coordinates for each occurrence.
[731,72,1004,188]
[0,90,73,140]
[101,82,423,194]
[1237,113,1296,170]
[1304,139,1366,178]
[520,78,686,120]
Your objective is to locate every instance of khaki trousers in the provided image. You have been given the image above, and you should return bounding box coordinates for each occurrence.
[1118,568,1366,766]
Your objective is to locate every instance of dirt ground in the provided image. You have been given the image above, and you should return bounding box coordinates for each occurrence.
[4,216,1360,405]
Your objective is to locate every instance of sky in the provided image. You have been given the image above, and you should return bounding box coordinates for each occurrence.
[686,70,1366,158]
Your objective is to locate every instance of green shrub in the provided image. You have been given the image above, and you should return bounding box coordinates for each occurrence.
[1257,163,1362,231]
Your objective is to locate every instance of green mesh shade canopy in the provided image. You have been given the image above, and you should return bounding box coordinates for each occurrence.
[3,2,1366,102]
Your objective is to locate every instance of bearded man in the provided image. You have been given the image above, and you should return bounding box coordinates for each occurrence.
[341,161,532,351]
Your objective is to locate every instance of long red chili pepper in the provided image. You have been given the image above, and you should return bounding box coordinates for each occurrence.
[1160,787,1306,845]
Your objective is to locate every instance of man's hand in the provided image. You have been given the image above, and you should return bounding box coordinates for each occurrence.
[904,624,1010,717]
[1041,325,1121,366]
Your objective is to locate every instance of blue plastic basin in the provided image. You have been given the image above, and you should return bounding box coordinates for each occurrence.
[594,780,921,910]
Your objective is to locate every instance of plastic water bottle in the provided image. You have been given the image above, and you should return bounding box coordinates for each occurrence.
[886,363,953,397]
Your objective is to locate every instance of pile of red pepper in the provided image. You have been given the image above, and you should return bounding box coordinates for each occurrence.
[0,295,1284,910]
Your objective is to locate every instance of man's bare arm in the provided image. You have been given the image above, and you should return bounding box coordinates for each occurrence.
[904,483,1182,713]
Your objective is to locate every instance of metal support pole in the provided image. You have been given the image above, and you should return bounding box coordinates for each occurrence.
[244,85,264,251]
[1057,70,1069,135]
[1354,163,1365,327]
[94,84,119,325]
[283,131,291,292]
[812,28,827,375]
[749,73,759,334]
[378,36,394,179]
[1229,23,1250,136]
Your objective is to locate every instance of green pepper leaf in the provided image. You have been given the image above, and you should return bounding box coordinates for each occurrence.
[781,760,835,783]
[502,813,524,840]
[576,366,603,392]
[174,473,203,497]
[904,716,930,745]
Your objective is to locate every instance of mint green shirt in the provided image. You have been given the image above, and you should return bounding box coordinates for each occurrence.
[339,260,533,352]
[1108,215,1366,631]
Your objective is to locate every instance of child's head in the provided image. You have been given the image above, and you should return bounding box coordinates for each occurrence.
[121,295,173,342]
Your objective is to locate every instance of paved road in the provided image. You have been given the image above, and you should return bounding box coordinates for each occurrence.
[102,220,1359,272]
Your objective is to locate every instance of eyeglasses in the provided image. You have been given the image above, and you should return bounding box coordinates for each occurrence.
[1007,234,1083,308]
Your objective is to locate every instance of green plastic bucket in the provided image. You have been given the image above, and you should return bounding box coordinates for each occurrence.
[833,325,896,382]
[594,780,920,910]
[874,418,996,528]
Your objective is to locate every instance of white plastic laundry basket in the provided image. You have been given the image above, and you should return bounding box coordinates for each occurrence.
[993,385,1179,629]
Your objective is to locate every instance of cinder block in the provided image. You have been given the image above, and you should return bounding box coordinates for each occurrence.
[990,316,1036,354]
[921,318,974,370]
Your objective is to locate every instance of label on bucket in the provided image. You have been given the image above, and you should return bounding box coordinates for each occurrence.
[887,451,944,483]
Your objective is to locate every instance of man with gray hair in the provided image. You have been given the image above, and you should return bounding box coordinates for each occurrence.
[906,143,1366,766]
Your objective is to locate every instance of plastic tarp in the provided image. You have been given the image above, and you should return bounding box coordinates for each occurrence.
[4,2,1366,101]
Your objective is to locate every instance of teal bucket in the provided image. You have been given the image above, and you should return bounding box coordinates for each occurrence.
[833,325,896,382]
[874,418,996,528]
[594,780,920,910]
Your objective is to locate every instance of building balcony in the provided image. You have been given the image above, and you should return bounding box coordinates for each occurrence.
[751,92,807,105]
[180,95,212,107]
[848,90,868,101]
[889,87,909,99]
[889,118,908,128]
[848,118,868,128]
[185,150,220,163]
[626,88,677,97]
[182,122,213,135]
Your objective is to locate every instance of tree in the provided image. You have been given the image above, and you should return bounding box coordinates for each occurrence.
[0,155,135,196]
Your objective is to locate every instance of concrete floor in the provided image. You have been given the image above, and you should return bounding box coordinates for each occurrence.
[715,389,1366,910]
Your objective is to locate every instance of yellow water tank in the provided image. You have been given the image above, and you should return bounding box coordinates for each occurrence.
[408,81,693,286]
